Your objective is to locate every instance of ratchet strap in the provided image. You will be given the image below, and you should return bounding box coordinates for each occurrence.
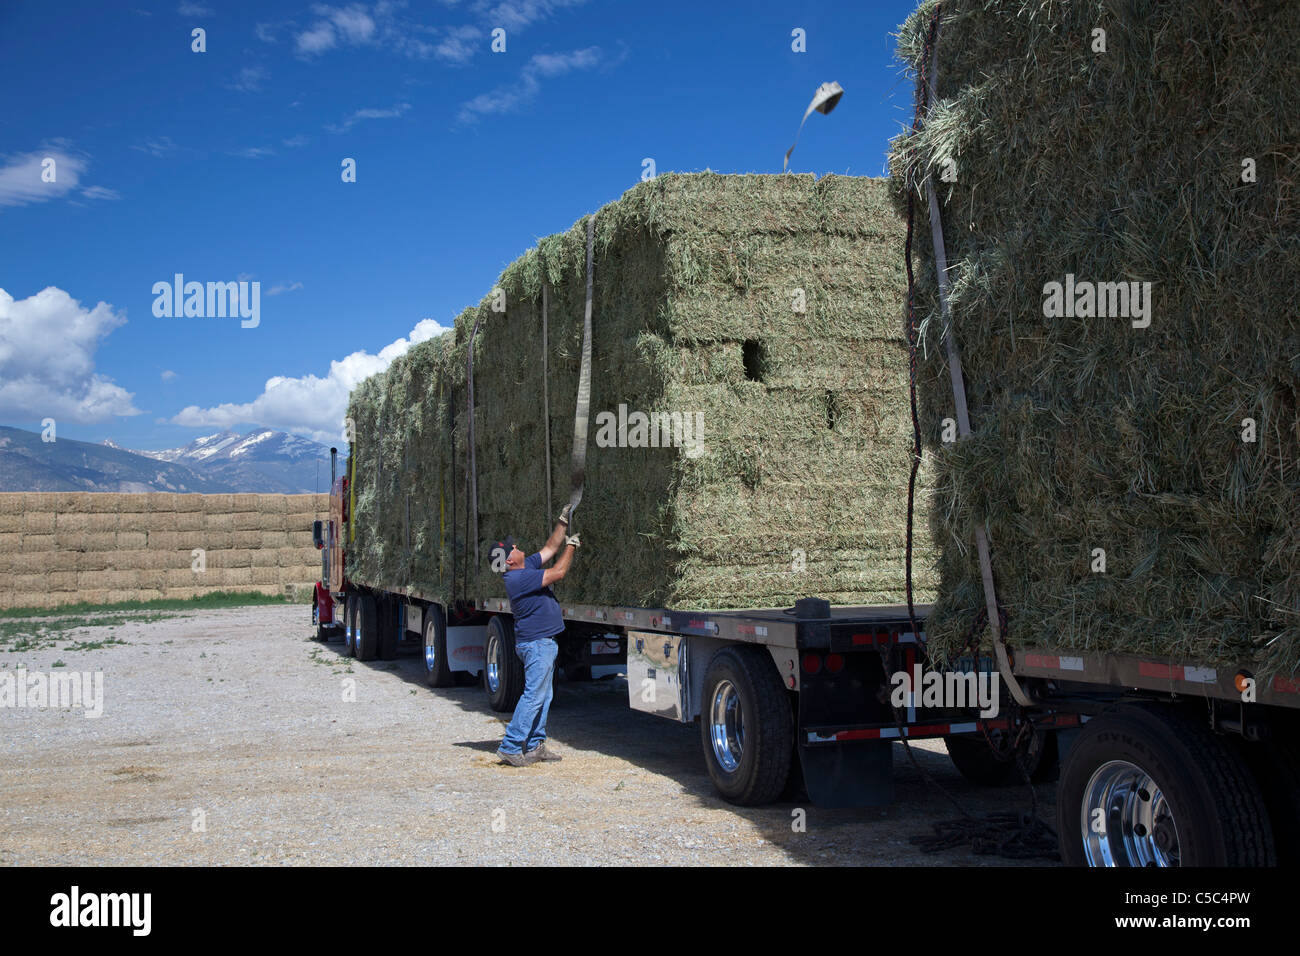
[567,215,595,529]
[467,311,483,569]
[923,19,1030,706]
[542,281,554,530]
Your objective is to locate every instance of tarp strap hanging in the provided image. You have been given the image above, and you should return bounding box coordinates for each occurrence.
[542,281,553,532]
[567,215,595,529]
[923,17,1031,707]
[467,312,483,571]
[450,392,458,600]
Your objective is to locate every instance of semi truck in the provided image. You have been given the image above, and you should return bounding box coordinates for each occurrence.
[310,444,1298,867]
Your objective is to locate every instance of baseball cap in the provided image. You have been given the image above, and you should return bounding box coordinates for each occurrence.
[490,536,516,571]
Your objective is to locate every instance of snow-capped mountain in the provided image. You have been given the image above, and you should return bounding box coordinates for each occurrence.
[101,428,338,493]
[0,427,228,493]
[0,425,339,494]
[141,429,332,467]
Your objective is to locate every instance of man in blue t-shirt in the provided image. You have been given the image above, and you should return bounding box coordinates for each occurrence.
[493,505,580,766]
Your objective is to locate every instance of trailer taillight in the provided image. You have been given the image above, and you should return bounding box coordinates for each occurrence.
[850,631,892,647]
[825,653,845,673]
[802,653,822,674]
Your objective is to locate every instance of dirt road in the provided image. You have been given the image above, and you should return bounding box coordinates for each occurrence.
[0,604,1059,866]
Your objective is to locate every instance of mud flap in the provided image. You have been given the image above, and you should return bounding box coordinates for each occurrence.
[798,740,894,808]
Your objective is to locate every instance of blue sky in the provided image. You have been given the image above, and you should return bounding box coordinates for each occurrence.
[0,0,919,450]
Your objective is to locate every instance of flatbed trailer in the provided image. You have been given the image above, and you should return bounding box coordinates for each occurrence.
[311,453,1299,865]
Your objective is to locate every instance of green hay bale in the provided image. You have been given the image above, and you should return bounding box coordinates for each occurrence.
[891,0,1300,674]
[347,173,932,610]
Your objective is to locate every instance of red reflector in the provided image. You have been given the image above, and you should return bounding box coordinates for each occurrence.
[802,653,821,674]
[825,653,845,673]
[851,633,872,645]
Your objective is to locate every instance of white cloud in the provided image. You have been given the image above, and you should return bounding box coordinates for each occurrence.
[178,1,212,15]
[435,25,482,64]
[0,287,139,423]
[227,66,267,92]
[80,185,121,201]
[476,0,589,32]
[328,4,377,42]
[458,46,604,123]
[295,3,392,56]
[0,149,86,208]
[282,134,310,148]
[293,3,439,59]
[285,1,582,64]
[131,137,179,158]
[326,102,410,133]
[161,370,178,381]
[170,319,451,442]
[231,146,277,159]
[296,20,338,54]
[267,281,303,296]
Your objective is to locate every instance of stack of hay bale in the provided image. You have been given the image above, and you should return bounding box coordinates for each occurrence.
[0,491,325,608]
[891,0,1300,673]
[346,172,936,610]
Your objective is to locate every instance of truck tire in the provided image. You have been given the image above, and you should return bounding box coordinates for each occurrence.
[313,601,336,643]
[483,616,523,712]
[423,603,454,688]
[343,594,357,657]
[699,646,793,806]
[946,729,1058,786]
[1057,702,1274,867]
[354,593,379,662]
[378,597,400,661]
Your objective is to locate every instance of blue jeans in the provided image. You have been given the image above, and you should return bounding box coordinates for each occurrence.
[500,637,558,755]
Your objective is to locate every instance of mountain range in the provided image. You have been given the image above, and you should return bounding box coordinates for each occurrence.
[0,426,339,493]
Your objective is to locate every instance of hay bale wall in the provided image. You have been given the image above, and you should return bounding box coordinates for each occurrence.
[890,1,1300,672]
[347,173,934,610]
[0,492,327,609]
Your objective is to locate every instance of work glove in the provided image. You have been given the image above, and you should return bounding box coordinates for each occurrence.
[557,504,572,526]
[564,534,581,548]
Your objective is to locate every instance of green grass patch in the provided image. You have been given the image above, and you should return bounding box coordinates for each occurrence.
[0,589,297,620]
[0,606,234,653]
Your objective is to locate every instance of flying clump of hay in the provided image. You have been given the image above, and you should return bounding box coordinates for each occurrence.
[891,0,1300,673]
[346,172,934,610]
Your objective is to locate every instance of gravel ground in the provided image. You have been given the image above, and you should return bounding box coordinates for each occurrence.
[0,604,1060,866]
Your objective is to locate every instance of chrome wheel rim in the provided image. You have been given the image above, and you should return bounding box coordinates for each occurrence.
[1081,759,1180,867]
[344,605,355,652]
[709,680,744,773]
[485,632,501,693]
